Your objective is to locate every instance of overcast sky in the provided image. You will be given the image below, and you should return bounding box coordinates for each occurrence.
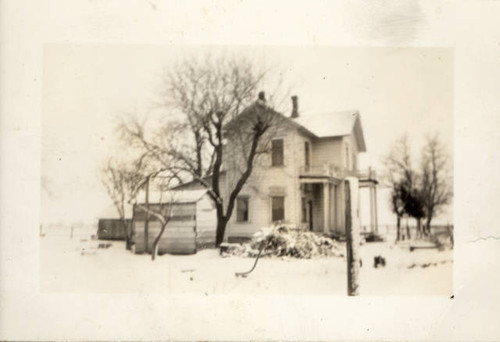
[41,45,453,225]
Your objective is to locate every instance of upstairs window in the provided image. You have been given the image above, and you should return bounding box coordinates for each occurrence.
[271,139,284,166]
[304,141,310,171]
[271,196,285,221]
[236,197,249,222]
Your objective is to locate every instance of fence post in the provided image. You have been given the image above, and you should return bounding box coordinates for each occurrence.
[345,177,360,296]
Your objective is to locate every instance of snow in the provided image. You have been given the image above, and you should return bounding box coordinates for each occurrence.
[40,229,452,295]
[293,111,358,138]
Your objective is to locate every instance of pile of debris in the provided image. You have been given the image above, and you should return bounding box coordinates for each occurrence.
[221,224,344,259]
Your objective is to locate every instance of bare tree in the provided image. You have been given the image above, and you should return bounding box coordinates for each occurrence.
[389,181,406,241]
[401,180,425,238]
[121,55,287,246]
[383,135,418,240]
[420,134,453,234]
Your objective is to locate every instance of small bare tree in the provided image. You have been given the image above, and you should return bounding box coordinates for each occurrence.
[132,174,181,260]
[121,55,287,246]
[420,134,453,234]
[101,158,144,250]
[102,122,181,259]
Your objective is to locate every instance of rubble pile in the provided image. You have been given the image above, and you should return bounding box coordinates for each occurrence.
[222,225,344,259]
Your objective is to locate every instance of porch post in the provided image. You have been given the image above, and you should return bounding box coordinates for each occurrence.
[369,185,375,233]
[323,182,329,233]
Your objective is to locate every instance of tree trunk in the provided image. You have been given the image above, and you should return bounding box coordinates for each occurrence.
[425,216,432,235]
[151,221,168,261]
[407,220,412,240]
[396,215,401,242]
[215,218,227,247]
[125,236,132,251]
[417,219,422,239]
[124,220,133,251]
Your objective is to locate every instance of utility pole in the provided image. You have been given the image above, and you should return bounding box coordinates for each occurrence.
[345,178,360,296]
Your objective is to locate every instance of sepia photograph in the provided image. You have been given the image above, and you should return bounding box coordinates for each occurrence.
[2,1,500,340]
[41,46,453,295]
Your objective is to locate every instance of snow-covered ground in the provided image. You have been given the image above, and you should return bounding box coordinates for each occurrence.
[40,231,452,295]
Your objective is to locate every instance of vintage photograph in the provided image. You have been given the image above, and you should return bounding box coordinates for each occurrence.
[41,45,453,295]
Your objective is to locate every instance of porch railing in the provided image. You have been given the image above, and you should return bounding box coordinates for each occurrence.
[299,163,377,181]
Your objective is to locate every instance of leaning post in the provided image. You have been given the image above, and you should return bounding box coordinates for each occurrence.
[345,177,360,296]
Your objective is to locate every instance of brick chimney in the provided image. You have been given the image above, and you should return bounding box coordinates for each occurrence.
[291,95,299,118]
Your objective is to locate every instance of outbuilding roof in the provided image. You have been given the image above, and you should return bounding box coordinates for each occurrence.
[135,189,209,204]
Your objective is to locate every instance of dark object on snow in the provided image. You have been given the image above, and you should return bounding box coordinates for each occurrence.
[374,255,386,268]
[98,242,112,249]
[364,232,385,242]
[359,259,363,267]
[409,245,439,252]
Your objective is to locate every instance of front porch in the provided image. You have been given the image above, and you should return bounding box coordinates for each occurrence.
[299,165,379,235]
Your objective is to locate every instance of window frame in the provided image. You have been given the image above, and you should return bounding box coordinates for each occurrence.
[271,196,285,222]
[304,141,310,171]
[271,138,284,167]
[236,196,250,223]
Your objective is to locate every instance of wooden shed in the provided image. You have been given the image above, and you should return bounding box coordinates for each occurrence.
[97,219,131,240]
[132,189,216,255]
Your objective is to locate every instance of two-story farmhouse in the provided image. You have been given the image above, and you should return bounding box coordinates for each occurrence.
[176,93,378,242]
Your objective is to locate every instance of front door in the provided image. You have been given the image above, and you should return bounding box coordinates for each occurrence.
[308,201,313,231]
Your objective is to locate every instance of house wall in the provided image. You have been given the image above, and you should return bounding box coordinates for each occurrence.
[195,194,217,248]
[344,134,360,171]
[311,137,344,168]
[224,126,307,239]
[173,122,363,238]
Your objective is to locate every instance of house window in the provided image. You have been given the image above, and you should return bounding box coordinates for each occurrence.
[236,197,249,222]
[271,139,284,166]
[301,197,307,222]
[271,196,285,221]
[304,141,310,171]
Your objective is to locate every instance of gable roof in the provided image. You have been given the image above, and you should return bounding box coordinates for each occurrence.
[225,101,367,151]
[224,100,317,139]
[292,111,367,152]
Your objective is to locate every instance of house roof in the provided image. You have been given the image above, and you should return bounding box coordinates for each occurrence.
[225,101,367,152]
[292,111,367,152]
[224,100,317,138]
